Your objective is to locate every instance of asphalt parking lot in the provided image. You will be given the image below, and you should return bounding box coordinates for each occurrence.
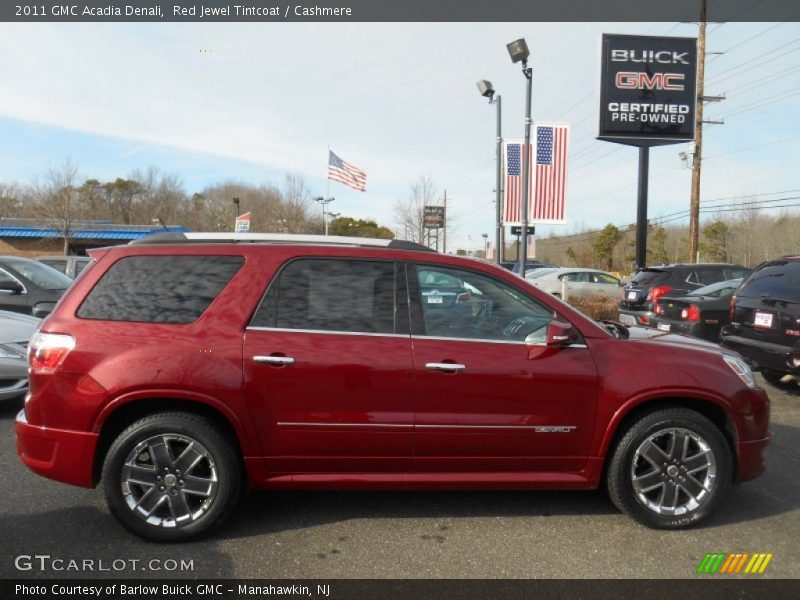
[1,373,797,580]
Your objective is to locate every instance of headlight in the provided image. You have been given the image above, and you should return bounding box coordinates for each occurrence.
[723,354,756,388]
[0,344,25,359]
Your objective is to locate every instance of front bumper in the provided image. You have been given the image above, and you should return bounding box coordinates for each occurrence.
[15,410,98,488]
[722,334,800,374]
[738,435,771,482]
[0,379,27,401]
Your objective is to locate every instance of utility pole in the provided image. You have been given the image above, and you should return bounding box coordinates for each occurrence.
[443,189,447,254]
[688,0,707,263]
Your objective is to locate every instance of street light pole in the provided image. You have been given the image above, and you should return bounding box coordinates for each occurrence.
[519,64,532,277]
[477,80,504,266]
[315,196,334,235]
[506,38,532,276]
[495,95,503,265]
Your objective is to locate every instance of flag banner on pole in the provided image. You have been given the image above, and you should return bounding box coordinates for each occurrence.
[486,241,495,260]
[502,122,569,225]
[527,236,535,259]
[328,150,367,192]
[234,211,251,233]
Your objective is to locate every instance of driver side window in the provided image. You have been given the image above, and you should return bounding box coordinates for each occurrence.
[412,264,553,343]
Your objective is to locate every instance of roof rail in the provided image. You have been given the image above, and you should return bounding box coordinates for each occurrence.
[129,231,436,253]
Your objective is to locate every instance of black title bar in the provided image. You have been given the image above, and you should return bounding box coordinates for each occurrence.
[3,0,800,22]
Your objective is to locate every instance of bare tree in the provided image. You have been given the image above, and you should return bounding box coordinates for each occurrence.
[394,176,436,244]
[33,160,83,254]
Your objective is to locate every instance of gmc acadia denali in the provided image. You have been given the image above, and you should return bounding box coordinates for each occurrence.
[16,233,770,541]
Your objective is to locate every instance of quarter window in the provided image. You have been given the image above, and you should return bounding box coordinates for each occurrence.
[252,259,398,334]
[77,255,243,323]
[413,265,554,343]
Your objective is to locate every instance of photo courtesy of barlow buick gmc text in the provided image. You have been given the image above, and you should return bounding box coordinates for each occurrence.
[1,1,799,599]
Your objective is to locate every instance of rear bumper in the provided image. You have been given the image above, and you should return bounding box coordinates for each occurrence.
[737,434,771,482]
[722,334,800,374]
[15,410,98,488]
[618,306,656,327]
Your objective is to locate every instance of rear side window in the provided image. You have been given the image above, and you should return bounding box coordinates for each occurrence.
[77,255,243,323]
[631,269,666,285]
[738,259,800,301]
[251,259,398,334]
[695,269,725,285]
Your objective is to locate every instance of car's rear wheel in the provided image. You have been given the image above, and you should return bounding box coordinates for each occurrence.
[102,411,241,542]
[606,407,731,529]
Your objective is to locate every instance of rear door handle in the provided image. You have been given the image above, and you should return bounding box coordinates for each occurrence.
[425,362,466,372]
[253,355,295,365]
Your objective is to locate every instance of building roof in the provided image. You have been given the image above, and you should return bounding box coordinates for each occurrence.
[0,219,187,241]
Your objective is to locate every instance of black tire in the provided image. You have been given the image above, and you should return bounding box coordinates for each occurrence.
[761,368,799,391]
[102,411,242,542]
[606,407,732,529]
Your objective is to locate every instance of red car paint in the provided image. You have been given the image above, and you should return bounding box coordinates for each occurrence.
[16,243,770,492]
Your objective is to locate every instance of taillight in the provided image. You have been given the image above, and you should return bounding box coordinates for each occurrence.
[729,295,736,322]
[655,303,664,315]
[680,304,701,322]
[646,285,673,304]
[28,332,75,371]
[455,292,471,303]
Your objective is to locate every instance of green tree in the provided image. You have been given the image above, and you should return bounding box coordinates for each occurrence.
[592,223,622,270]
[700,220,729,262]
[565,246,578,265]
[329,216,394,239]
[648,226,669,265]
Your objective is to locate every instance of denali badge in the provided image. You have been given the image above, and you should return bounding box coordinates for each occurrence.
[534,426,577,433]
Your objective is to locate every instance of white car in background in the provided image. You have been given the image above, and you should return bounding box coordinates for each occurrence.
[525,267,625,300]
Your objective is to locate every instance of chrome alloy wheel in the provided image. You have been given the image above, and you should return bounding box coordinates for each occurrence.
[121,434,218,528]
[630,427,717,516]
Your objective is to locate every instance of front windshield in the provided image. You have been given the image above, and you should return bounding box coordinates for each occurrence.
[6,258,73,290]
[688,278,741,298]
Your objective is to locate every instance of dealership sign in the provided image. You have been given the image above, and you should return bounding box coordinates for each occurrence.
[598,34,697,145]
[423,206,446,229]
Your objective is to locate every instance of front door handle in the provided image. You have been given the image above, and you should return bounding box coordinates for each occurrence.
[425,362,466,372]
[253,355,295,365]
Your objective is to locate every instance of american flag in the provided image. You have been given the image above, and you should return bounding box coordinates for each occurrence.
[328,150,367,192]
[502,142,523,226]
[532,124,568,223]
[502,123,569,225]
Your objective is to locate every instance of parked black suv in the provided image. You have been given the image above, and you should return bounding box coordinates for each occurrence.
[619,263,749,328]
[0,256,73,317]
[722,256,800,389]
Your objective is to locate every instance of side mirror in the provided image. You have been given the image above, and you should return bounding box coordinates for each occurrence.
[0,280,24,294]
[546,320,576,347]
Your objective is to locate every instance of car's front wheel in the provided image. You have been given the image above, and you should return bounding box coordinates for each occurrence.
[606,407,732,529]
[102,411,242,542]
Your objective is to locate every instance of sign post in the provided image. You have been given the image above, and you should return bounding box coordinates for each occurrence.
[423,206,446,252]
[597,33,697,269]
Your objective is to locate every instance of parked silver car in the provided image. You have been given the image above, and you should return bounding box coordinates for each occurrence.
[36,255,92,279]
[0,310,40,401]
[525,267,624,300]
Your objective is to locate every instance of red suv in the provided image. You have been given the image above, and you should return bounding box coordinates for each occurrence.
[15,234,771,541]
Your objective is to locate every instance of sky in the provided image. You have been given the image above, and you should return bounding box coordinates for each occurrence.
[0,21,798,250]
